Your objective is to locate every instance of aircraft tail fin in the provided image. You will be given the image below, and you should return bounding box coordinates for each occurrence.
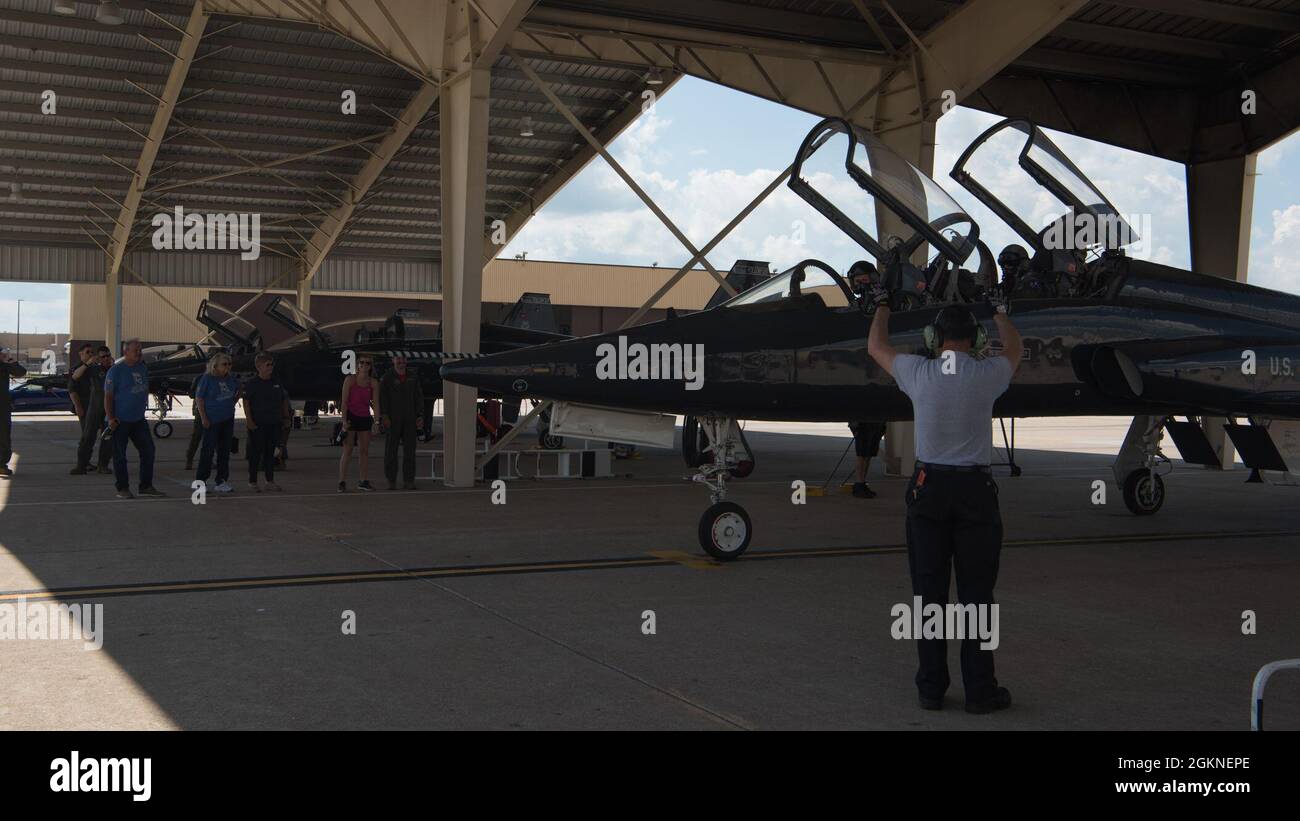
[500,292,558,333]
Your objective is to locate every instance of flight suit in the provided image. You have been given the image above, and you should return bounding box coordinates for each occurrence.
[380,368,423,486]
[185,374,203,469]
[75,363,111,472]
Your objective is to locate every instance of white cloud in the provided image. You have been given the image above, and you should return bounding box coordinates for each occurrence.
[1250,204,1300,294]
[508,105,1199,283]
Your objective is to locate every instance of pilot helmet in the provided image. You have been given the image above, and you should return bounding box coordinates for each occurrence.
[997,244,1031,279]
[847,259,877,292]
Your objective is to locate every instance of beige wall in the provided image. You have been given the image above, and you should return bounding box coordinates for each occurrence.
[71,259,731,344]
[71,284,209,343]
[482,259,720,309]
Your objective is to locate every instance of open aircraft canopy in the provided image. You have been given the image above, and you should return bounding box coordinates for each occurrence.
[951,118,1139,256]
[196,300,261,353]
[264,296,320,337]
[721,259,855,311]
[790,117,979,268]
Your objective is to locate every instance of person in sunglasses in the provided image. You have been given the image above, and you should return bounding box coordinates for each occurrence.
[337,355,378,492]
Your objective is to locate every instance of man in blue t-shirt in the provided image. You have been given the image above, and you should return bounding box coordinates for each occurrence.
[104,339,165,499]
[195,352,241,492]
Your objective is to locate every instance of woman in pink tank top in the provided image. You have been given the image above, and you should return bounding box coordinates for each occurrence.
[337,355,378,492]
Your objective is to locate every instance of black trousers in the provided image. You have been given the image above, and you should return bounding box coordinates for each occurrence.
[196,419,234,484]
[384,416,418,485]
[904,468,1003,702]
[0,406,11,466]
[247,425,279,483]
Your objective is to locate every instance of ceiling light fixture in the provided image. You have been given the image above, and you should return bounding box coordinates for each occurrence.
[53,0,77,15]
[647,68,664,86]
[95,0,124,25]
[520,116,534,137]
[10,182,23,202]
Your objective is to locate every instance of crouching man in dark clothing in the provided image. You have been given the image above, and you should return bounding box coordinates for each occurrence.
[379,355,424,490]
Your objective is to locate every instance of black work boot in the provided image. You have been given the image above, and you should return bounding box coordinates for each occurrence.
[965,687,1012,714]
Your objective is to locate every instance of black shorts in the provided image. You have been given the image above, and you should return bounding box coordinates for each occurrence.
[346,413,373,433]
[848,421,886,458]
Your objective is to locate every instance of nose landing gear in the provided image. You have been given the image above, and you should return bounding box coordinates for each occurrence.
[691,416,754,560]
[1113,415,1171,515]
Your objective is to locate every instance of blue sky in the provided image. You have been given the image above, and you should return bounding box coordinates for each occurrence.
[502,76,1300,297]
[3,75,1298,333]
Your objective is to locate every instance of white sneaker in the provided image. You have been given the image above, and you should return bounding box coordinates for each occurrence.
[248,482,261,493]
[214,482,234,493]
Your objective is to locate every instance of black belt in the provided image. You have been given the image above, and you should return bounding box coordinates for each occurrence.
[916,462,990,474]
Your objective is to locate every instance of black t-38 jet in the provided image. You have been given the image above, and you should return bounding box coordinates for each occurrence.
[442,117,1300,560]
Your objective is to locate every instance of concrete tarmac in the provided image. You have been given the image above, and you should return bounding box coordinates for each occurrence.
[1,412,1296,730]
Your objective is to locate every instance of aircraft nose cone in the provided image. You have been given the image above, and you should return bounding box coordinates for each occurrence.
[439,353,535,395]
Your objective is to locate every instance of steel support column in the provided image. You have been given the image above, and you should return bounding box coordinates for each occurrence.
[296,276,312,315]
[875,122,936,478]
[440,67,493,487]
[104,0,209,353]
[1188,153,1259,469]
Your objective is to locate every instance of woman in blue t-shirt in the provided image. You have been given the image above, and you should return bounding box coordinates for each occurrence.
[195,353,242,493]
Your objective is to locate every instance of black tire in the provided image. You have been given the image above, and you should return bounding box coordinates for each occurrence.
[698,501,752,561]
[1122,469,1164,515]
[153,420,173,439]
[682,416,707,468]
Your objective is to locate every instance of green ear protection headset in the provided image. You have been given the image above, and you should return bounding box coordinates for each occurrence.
[923,305,987,355]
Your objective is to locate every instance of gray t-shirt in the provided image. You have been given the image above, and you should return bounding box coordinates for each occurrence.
[892,352,1013,466]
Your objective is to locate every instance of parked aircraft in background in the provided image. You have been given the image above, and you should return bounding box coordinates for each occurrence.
[140,293,566,438]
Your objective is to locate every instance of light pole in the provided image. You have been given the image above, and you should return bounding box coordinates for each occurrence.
[14,299,20,367]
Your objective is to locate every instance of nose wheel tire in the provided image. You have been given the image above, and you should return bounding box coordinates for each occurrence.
[698,501,752,561]
[1122,469,1164,515]
[153,420,173,439]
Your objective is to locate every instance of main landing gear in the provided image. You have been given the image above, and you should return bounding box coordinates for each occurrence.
[151,393,174,439]
[691,416,755,561]
[1113,415,1170,515]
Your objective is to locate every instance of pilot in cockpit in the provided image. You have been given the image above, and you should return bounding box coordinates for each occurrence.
[997,244,1031,294]
[848,259,878,308]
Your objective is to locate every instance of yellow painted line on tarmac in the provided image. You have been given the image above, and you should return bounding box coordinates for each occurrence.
[647,550,722,570]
